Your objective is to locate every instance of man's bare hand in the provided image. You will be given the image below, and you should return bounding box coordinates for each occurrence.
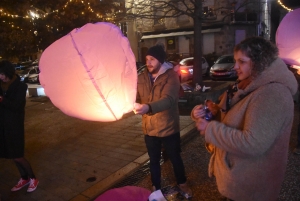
[133,103,150,115]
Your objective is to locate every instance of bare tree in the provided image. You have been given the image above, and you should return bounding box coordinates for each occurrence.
[0,0,126,60]
[125,0,258,86]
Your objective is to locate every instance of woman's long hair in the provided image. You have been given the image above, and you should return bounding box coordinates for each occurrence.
[0,60,15,79]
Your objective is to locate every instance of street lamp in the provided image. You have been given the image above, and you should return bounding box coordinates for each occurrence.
[27,6,46,20]
[27,6,46,51]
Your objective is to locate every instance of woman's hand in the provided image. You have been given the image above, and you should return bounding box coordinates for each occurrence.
[191,104,205,120]
[205,100,220,115]
[196,118,209,135]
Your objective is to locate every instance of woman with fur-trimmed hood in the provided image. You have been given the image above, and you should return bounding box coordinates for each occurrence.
[191,37,298,201]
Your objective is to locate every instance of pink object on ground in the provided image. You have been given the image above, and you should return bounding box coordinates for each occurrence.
[39,22,137,122]
[94,186,151,201]
[276,8,300,66]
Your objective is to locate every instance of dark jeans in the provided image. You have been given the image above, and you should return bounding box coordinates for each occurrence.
[144,132,187,190]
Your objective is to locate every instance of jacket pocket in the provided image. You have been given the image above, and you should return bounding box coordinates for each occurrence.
[156,112,174,134]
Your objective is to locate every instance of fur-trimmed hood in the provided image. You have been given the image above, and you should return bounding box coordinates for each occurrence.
[231,58,298,107]
[204,57,297,200]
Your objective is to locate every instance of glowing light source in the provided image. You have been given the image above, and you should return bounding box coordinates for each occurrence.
[180,69,189,74]
[39,22,137,122]
[29,11,39,18]
[277,0,293,12]
[1,1,123,32]
[0,1,111,20]
[276,8,300,66]
[289,65,300,75]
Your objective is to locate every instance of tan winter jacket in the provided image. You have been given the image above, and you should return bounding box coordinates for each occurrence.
[136,63,180,137]
[204,58,298,201]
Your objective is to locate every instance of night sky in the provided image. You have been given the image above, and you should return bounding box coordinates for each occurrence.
[270,0,300,42]
[280,0,300,8]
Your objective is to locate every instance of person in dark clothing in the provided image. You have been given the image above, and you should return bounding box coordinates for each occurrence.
[294,123,300,154]
[293,70,300,155]
[134,45,192,198]
[0,60,39,192]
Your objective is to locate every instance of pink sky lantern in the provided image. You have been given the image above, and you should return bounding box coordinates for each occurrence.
[39,22,137,122]
[276,8,300,66]
[94,186,151,201]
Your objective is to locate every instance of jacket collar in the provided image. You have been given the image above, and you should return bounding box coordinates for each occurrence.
[144,62,173,83]
[153,62,173,82]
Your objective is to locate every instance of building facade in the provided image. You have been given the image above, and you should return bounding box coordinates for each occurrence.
[126,0,271,63]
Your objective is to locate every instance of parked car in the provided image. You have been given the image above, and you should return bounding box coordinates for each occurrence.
[15,66,28,74]
[209,54,237,80]
[31,59,38,66]
[179,57,210,82]
[27,71,40,84]
[17,66,39,83]
[137,64,147,75]
[136,62,145,70]
[14,61,31,72]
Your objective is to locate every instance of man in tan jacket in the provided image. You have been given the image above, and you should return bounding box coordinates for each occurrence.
[134,45,192,198]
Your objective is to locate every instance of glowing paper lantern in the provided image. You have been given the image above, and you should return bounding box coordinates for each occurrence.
[276,8,300,66]
[39,22,137,121]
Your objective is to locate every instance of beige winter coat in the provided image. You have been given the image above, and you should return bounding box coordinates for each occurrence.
[204,58,298,200]
[136,63,180,137]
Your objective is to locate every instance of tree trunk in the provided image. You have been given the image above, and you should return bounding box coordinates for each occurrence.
[192,0,203,87]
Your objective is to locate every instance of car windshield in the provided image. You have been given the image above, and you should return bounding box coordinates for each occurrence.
[216,56,234,64]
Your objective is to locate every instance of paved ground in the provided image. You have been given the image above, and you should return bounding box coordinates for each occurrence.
[0,95,196,201]
[1,80,299,201]
[123,101,300,201]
